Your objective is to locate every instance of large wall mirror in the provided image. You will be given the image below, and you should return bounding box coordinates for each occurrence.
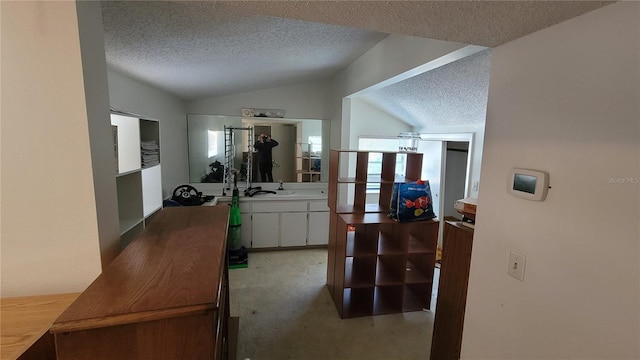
[188,114,329,185]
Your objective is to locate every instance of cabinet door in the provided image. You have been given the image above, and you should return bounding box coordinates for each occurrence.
[308,211,329,245]
[251,213,279,248]
[240,213,252,248]
[141,165,162,217]
[280,212,308,247]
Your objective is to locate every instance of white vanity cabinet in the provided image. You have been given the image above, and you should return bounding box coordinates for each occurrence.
[307,200,330,245]
[240,212,252,248]
[280,212,308,247]
[217,196,329,249]
[251,201,308,248]
[251,213,279,248]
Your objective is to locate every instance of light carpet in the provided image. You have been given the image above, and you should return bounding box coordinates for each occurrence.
[228,248,439,360]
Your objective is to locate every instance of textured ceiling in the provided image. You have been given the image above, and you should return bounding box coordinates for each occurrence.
[359,49,492,128]
[101,1,388,100]
[219,1,614,47]
[100,0,614,124]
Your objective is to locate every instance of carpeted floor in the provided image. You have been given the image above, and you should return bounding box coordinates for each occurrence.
[228,248,439,360]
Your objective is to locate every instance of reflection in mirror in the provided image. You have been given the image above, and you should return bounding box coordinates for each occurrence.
[187,114,328,184]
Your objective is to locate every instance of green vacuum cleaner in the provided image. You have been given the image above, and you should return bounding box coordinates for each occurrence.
[228,172,248,269]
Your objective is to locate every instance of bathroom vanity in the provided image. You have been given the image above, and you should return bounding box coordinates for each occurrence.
[212,187,329,249]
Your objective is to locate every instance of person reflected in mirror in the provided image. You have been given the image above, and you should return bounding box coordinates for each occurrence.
[254,133,279,182]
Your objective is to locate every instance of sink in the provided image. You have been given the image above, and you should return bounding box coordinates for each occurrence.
[273,190,296,196]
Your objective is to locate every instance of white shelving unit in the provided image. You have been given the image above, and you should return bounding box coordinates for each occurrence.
[111,112,162,249]
[296,142,322,182]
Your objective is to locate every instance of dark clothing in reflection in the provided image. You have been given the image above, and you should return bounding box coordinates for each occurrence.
[254,138,278,182]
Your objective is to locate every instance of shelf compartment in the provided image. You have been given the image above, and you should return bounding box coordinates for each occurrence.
[403,283,432,312]
[377,224,406,255]
[380,152,397,182]
[336,203,389,214]
[405,153,424,181]
[116,171,143,234]
[339,213,397,225]
[405,255,435,284]
[375,255,406,286]
[407,220,439,253]
[345,224,379,257]
[343,287,374,318]
[295,142,322,183]
[344,256,376,288]
[373,285,404,315]
[338,174,409,184]
[335,151,359,180]
[335,183,385,213]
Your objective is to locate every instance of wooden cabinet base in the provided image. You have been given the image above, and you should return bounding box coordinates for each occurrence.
[430,221,474,360]
[55,313,216,359]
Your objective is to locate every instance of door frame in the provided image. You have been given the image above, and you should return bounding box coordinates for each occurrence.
[419,133,474,244]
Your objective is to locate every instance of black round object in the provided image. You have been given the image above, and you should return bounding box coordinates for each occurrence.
[171,185,203,206]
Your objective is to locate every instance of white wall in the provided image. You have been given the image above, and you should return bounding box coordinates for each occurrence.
[336,34,466,98]
[187,80,332,120]
[107,70,188,198]
[76,1,121,268]
[1,1,102,297]
[463,3,639,358]
[348,98,412,148]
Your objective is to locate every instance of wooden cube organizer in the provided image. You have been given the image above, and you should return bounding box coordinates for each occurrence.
[326,150,439,318]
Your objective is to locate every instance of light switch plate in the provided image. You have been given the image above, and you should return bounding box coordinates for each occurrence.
[508,250,526,281]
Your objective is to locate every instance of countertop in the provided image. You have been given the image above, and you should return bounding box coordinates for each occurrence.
[213,189,328,202]
[51,206,230,333]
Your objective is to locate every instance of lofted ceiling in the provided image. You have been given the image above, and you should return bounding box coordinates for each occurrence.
[100,0,614,125]
[359,49,493,128]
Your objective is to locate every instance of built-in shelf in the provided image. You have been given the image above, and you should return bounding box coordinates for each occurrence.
[111,113,162,248]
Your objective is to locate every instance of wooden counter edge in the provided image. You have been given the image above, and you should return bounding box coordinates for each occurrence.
[49,303,215,334]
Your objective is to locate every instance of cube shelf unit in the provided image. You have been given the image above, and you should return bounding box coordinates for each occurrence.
[326,149,439,318]
[295,142,322,182]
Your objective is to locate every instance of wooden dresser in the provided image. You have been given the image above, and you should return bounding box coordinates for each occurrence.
[430,220,474,360]
[50,206,230,359]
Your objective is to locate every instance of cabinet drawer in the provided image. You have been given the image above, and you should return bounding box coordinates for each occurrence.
[309,200,329,212]
[252,201,307,213]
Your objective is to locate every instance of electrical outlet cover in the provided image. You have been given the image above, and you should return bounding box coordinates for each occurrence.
[508,250,526,281]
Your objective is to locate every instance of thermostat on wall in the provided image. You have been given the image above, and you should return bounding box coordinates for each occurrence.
[507,168,550,201]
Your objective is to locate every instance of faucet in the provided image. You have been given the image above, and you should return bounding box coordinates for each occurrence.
[278,180,284,190]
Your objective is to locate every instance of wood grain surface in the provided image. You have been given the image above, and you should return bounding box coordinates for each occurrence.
[430,221,474,360]
[51,206,229,333]
[1,293,79,360]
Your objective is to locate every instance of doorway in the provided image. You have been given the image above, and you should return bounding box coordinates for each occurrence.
[442,141,469,221]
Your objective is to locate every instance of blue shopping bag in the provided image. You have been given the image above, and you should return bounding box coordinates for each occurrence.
[389,180,436,222]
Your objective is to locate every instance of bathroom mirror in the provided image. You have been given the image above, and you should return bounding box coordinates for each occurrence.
[187,114,328,184]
